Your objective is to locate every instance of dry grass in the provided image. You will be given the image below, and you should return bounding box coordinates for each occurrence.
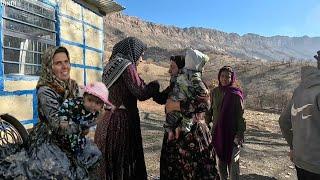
[138,100,165,116]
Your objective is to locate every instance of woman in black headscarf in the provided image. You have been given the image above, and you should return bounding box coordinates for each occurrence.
[95,37,159,180]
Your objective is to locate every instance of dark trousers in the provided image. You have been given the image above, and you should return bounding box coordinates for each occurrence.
[295,166,320,180]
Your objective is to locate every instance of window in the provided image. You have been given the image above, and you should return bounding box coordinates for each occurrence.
[2,0,56,75]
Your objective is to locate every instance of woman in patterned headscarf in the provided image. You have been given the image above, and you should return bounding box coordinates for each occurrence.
[0,46,101,180]
[95,37,160,180]
[153,49,217,180]
[36,46,78,100]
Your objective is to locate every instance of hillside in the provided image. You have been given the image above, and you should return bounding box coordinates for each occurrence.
[138,56,316,112]
[104,12,318,112]
[104,13,320,61]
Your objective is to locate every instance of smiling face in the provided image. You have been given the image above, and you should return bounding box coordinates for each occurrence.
[219,70,232,86]
[52,52,70,81]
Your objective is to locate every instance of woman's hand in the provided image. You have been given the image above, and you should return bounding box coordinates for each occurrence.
[82,128,90,136]
[165,99,181,113]
[59,121,69,129]
[193,113,205,123]
[288,149,293,162]
[147,80,160,96]
[168,130,175,142]
[167,127,181,142]
[234,135,243,147]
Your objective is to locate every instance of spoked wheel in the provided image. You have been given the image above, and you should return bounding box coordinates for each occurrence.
[0,114,29,157]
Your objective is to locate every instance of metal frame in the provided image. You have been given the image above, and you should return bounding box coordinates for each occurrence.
[2,0,56,76]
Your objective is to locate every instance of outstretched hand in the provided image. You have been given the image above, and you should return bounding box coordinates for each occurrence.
[147,80,160,96]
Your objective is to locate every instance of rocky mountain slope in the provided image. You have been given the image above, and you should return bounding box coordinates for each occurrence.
[104,13,320,61]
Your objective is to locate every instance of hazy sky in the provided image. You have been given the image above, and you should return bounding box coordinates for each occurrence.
[116,0,320,37]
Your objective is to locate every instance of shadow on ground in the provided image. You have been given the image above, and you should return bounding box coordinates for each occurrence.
[240,174,277,180]
[245,128,287,147]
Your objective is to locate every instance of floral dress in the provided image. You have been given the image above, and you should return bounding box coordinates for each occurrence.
[154,73,217,180]
[57,97,98,155]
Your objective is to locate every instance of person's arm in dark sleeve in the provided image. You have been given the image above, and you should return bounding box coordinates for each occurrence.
[279,98,293,149]
[153,85,171,105]
[37,86,63,129]
[123,64,159,101]
[235,96,246,140]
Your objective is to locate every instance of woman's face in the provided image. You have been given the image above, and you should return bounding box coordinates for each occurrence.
[168,61,179,76]
[219,70,232,86]
[136,55,143,66]
[52,52,70,81]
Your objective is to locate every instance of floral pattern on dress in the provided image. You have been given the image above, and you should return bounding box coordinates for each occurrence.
[57,97,98,155]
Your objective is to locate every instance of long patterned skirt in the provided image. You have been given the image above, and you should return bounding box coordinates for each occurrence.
[160,122,217,180]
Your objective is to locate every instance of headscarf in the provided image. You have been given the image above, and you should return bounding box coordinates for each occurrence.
[218,66,243,100]
[36,46,78,99]
[184,48,209,73]
[184,48,210,82]
[109,37,147,64]
[170,55,185,69]
[103,37,147,88]
[213,66,244,164]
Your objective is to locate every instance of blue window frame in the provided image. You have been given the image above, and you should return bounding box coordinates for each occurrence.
[2,0,56,76]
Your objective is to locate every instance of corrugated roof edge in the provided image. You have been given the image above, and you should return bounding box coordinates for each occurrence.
[73,0,125,16]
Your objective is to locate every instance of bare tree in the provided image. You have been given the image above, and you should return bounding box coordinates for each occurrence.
[314,50,320,69]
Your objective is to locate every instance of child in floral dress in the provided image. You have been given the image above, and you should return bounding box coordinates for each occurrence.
[57,82,113,155]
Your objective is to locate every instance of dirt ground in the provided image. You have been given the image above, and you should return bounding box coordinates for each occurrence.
[137,100,298,180]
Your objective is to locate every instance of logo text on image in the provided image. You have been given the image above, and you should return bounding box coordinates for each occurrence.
[1,0,17,7]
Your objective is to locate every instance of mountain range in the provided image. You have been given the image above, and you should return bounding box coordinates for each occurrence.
[104,13,320,61]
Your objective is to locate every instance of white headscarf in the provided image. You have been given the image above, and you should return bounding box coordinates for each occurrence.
[184,48,210,72]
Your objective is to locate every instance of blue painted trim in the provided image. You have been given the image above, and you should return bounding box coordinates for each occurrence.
[0,4,4,91]
[0,77,4,91]
[4,74,39,81]
[38,0,56,8]
[101,15,105,65]
[20,119,37,125]
[0,90,34,96]
[81,7,86,85]
[71,63,102,71]
[55,3,61,46]
[32,90,38,124]
[60,39,103,53]
[59,13,103,31]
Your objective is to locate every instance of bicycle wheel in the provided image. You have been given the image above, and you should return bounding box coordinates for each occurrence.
[0,114,29,148]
